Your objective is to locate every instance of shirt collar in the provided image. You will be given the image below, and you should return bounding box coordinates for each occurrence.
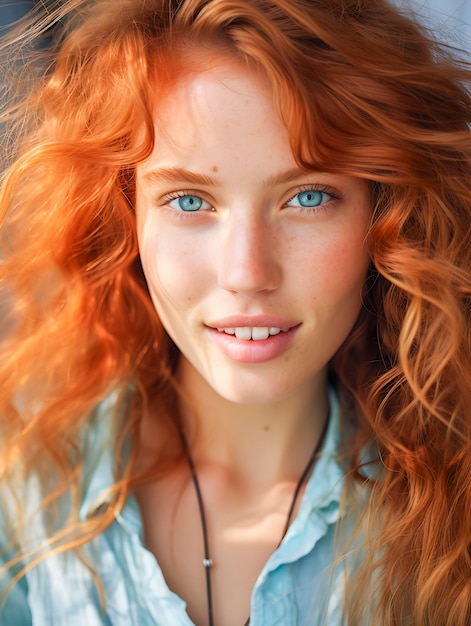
[79,392,122,521]
[257,386,347,572]
[287,385,346,529]
[80,385,347,524]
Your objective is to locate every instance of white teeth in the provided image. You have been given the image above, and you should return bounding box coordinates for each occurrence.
[235,327,252,340]
[251,327,269,341]
[217,327,284,340]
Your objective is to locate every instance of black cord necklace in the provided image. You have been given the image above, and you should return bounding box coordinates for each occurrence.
[180,414,329,626]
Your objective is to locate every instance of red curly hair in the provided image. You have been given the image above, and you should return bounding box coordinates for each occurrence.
[1,0,471,623]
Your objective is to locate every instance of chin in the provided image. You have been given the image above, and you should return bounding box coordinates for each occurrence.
[208,377,298,406]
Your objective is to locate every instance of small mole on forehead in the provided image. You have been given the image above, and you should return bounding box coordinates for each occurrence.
[264,425,270,432]
[211,165,219,172]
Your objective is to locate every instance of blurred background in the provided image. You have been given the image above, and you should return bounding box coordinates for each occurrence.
[0,0,33,31]
[0,0,470,49]
[402,0,471,49]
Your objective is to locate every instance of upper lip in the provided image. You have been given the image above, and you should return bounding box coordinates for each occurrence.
[206,315,300,329]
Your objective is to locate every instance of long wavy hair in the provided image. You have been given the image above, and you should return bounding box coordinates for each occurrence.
[1,0,471,623]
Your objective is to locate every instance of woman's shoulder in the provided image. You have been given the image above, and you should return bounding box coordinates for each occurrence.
[0,390,132,625]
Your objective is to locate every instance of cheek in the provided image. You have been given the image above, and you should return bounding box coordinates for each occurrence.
[328,235,369,285]
[138,217,209,310]
[323,243,370,331]
[292,229,369,308]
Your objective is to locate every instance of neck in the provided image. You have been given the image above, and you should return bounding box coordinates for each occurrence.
[176,357,329,489]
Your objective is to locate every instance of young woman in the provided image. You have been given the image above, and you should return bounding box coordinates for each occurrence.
[1,0,470,624]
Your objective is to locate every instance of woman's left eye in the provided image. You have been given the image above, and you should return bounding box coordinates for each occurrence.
[286,189,332,209]
[168,194,212,212]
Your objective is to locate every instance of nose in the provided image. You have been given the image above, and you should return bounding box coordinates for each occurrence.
[218,213,282,296]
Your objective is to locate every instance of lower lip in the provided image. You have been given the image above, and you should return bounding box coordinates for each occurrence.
[207,326,299,364]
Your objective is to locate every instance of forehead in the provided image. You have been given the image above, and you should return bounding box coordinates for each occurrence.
[141,60,296,178]
[159,66,273,129]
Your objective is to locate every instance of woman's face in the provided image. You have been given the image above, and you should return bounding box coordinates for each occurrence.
[136,59,371,405]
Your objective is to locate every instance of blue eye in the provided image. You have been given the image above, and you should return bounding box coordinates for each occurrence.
[287,189,331,208]
[168,194,212,212]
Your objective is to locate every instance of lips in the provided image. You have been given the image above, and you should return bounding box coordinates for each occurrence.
[206,316,300,363]
[209,315,297,332]
[216,327,286,340]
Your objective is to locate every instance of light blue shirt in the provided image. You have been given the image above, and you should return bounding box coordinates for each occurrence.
[0,389,353,626]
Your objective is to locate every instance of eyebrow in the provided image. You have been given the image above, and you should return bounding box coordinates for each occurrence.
[143,167,220,187]
[142,166,312,188]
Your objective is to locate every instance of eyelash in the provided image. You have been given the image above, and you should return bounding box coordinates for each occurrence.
[159,184,342,217]
[160,190,214,218]
[284,185,342,213]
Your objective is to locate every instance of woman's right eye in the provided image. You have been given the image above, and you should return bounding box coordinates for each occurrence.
[167,194,213,212]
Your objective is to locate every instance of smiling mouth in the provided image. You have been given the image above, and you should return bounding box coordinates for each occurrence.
[216,327,289,341]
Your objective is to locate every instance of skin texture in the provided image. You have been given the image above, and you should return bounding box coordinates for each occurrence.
[134,57,372,626]
[136,60,371,411]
